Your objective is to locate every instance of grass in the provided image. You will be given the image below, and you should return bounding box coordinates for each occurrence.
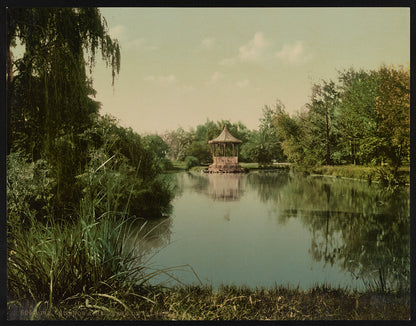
[170,161,187,170]
[311,164,410,185]
[241,162,291,171]
[8,284,410,320]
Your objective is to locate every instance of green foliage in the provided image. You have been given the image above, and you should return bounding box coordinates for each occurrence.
[185,156,200,171]
[159,157,174,170]
[252,103,285,164]
[164,119,251,163]
[7,148,176,307]
[337,65,409,167]
[142,135,169,160]
[7,204,174,307]
[375,167,406,190]
[273,107,305,164]
[162,128,194,161]
[77,115,174,219]
[7,152,55,227]
[240,131,275,166]
[274,65,409,172]
[304,80,341,166]
[186,141,212,164]
[7,8,121,214]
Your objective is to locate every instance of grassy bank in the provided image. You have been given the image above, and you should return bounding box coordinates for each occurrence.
[8,284,409,320]
[311,164,410,185]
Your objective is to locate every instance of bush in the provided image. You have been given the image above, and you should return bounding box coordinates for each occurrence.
[376,167,406,189]
[7,152,56,227]
[159,157,174,171]
[76,147,173,219]
[184,156,199,171]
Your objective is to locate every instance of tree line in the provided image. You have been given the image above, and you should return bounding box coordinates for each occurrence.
[161,65,409,171]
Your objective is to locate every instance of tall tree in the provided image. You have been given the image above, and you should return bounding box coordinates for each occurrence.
[273,107,304,164]
[305,80,340,165]
[338,69,379,165]
[7,8,120,209]
[374,65,410,168]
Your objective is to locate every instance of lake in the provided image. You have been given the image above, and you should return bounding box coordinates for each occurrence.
[129,171,410,292]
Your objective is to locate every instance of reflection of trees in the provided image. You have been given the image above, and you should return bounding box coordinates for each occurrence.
[246,171,290,202]
[178,172,209,194]
[306,206,409,294]
[300,183,409,294]
[161,173,184,199]
[248,172,410,293]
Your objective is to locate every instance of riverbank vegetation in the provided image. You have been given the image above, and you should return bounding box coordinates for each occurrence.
[6,8,409,321]
[9,284,409,320]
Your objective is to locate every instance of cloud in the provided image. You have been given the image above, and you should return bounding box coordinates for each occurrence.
[144,74,177,84]
[236,79,250,88]
[108,26,157,51]
[207,71,225,84]
[109,25,126,40]
[220,32,271,65]
[238,32,270,62]
[127,38,158,51]
[276,41,312,64]
[201,37,216,49]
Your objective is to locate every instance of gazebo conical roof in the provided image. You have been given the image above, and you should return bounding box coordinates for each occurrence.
[208,126,242,144]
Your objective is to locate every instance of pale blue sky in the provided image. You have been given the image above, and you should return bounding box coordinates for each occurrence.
[91,7,410,134]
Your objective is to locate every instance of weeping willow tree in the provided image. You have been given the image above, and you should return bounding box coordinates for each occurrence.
[6,8,120,213]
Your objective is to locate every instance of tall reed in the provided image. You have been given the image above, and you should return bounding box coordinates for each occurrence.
[7,151,178,314]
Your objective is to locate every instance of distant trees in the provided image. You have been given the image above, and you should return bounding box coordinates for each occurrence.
[241,103,285,166]
[161,65,409,170]
[273,65,410,169]
[162,119,251,164]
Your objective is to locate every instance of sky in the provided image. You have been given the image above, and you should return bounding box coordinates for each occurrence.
[91,7,410,135]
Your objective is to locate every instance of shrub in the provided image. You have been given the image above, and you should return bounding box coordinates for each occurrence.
[7,152,56,227]
[159,157,174,171]
[76,147,173,219]
[184,156,199,171]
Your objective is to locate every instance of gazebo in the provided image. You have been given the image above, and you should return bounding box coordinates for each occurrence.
[207,126,244,173]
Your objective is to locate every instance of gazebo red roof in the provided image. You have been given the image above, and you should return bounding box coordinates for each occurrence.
[208,126,242,144]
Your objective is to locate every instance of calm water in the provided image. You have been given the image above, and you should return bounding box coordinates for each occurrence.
[129,171,410,292]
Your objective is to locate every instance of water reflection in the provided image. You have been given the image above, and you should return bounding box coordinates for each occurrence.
[180,172,243,201]
[247,172,410,293]
[206,174,242,201]
[127,172,409,293]
[124,217,173,259]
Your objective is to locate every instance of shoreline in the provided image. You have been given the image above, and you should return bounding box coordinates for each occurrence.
[8,284,410,320]
[182,163,410,186]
